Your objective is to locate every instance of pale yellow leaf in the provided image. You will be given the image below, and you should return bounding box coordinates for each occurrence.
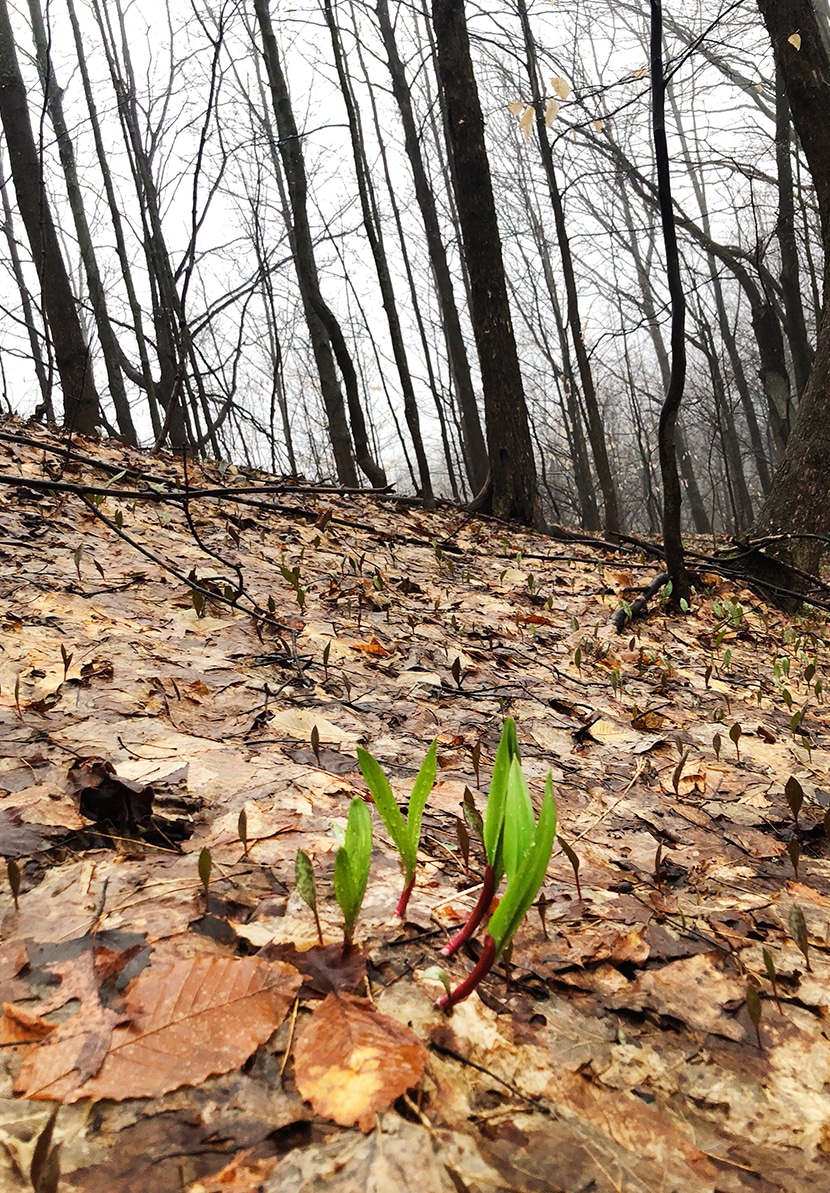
[519,105,534,139]
[593,119,603,132]
[788,31,801,50]
[294,993,427,1132]
[633,65,647,79]
[550,76,571,100]
[545,98,559,127]
[507,100,524,116]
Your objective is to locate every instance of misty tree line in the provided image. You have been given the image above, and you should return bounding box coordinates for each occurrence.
[0,0,829,574]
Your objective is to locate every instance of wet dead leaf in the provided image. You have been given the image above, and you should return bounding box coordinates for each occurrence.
[293,993,427,1131]
[15,955,301,1102]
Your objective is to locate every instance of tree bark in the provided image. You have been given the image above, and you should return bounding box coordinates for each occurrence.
[431,0,541,528]
[322,0,432,505]
[0,0,99,433]
[752,0,830,575]
[375,0,487,492]
[650,0,689,603]
[25,0,136,444]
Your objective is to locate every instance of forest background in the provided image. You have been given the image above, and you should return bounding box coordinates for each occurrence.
[0,0,824,556]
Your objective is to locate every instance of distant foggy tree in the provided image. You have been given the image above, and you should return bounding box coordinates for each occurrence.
[0,0,99,433]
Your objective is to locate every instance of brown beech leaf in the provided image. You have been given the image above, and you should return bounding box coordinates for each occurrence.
[293,993,427,1132]
[15,956,301,1103]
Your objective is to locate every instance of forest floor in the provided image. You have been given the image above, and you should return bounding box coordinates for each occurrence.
[1,418,830,1193]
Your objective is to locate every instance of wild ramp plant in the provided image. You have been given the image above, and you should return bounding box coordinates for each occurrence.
[441,717,520,958]
[357,739,437,917]
[437,757,557,1011]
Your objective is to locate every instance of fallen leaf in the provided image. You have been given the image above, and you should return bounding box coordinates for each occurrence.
[15,955,301,1102]
[293,993,427,1131]
[261,942,367,999]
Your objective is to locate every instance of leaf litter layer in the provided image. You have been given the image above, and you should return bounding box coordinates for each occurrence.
[1,419,830,1192]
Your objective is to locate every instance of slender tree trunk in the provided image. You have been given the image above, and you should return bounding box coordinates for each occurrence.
[775,62,814,400]
[253,0,387,488]
[323,0,432,505]
[375,0,487,492]
[431,0,541,527]
[0,0,99,433]
[25,0,136,443]
[615,179,711,533]
[516,0,619,537]
[351,8,460,498]
[520,183,599,529]
[0,144,51,414]
[668,90,771,497]
[65,0,161,437]
[650,0,689,603]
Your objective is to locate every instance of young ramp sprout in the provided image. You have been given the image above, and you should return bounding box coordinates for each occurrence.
[333,797,373,954]
[357,739,437,917]
[441,718,520,957]
[437,760,557,1010]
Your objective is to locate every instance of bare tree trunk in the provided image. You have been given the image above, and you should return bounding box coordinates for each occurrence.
[431,0,541,527]
[375,0,487,492]
[254,0,386,488]
[775,62,814,399]
[65,0,160,438]
[750,0,830,576]
[0,143,51,415]
[0,0,98,433]
[516,0,619,537]
[650,0,689,603]
[350,9,460,498]
[323,0,432,505]
[25,0,135,443]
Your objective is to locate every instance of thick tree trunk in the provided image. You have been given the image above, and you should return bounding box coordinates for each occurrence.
[0,0,99,434]
[775,64,814,400]
[431,0,541,528]
[752,0,830,575]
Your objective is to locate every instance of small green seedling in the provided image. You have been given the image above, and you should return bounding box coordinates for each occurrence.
[787,837,801,878]
[7,858,21,910]
[333,798,373,953]
[198,847,212,911]
[238,808,248,857]
[762,948,783,1013]
[311,725,321,766]
[357,739,436,917]
[441,718,520,958]
[295,849,324,945]
[788,903,811,972]
[745,980,762,1048]
[559,837,582,900]
[438,760,557,1010]
[784,776,803,828]
[729,722,742,761]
